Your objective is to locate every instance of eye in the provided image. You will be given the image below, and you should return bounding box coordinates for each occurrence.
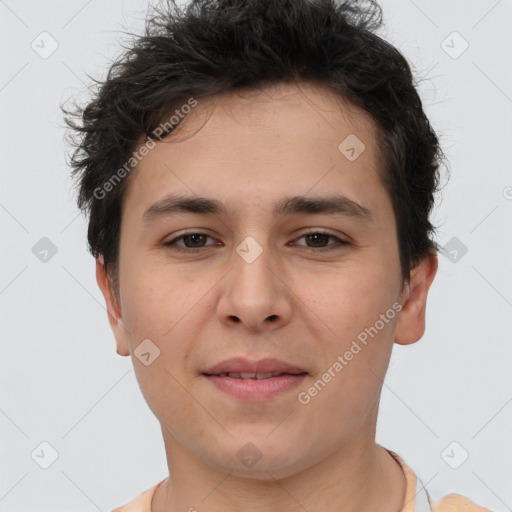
[163,232,219,251]
[163,230,349,253]
[292,231,349,251]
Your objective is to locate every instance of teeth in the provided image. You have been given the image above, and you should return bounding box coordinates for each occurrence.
[254,373,274,379]
[218,372,282,379]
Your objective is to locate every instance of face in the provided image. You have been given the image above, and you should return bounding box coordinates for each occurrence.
[97,81,437,480]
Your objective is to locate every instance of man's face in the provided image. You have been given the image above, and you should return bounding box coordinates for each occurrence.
[98,82,432,478]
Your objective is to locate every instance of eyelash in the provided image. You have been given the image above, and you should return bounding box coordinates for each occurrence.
[163,230,349,253]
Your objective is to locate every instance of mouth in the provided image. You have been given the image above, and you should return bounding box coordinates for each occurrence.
[203,371,306,379]
[201,358,308,400]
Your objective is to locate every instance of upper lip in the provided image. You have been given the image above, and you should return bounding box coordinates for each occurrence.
[202,357,307,375]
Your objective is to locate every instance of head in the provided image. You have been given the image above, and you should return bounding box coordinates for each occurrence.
[64,0,443,479]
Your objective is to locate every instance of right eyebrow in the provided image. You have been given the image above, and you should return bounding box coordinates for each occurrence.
[142,195,228,222]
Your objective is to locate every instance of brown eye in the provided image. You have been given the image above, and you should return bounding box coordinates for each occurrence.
[293,231,349,251]
[164,232,218,250]
[180,234,208,248]
[304,233,331,247]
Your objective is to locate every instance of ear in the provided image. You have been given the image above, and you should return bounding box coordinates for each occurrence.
[394,250,438,346]
[95,256,130,356]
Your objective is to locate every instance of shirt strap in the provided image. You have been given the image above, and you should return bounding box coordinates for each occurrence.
[414,475,433,512]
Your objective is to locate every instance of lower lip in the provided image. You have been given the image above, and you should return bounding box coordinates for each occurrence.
[203,373,307,400]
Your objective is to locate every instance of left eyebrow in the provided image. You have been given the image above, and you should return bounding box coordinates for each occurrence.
[142,194,373,223]
[273,195,373,222]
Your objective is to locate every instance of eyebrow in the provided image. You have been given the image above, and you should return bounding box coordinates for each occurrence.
[142,194,373,223]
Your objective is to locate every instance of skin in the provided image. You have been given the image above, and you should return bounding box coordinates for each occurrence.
[96,81,438,512]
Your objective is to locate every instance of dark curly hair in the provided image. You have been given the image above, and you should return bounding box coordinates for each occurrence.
[63,0,447,294]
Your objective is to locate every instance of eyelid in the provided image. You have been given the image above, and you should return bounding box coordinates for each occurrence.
[292,228,347,240]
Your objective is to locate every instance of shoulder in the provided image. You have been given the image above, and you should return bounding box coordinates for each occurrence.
[111,480,164,512]
[431,492,493,512]
[385,449,493,512]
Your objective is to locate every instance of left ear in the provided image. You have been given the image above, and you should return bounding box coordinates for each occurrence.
[394,250,438,345]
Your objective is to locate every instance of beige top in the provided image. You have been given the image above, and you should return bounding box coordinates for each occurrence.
[112,450,492,512]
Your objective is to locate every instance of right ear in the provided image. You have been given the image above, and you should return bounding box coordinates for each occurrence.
[95,256,130,356]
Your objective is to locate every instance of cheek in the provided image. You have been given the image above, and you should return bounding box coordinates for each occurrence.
[119,269,200,424]
[119,261,198,338]
[298,270,397,421]
[119,265,211,392]
[132,358,205,450]
[294,264,397,340]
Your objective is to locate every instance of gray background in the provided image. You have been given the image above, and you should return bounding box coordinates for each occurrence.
[0,0,511,510]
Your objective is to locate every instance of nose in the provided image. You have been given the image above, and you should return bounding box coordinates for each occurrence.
[216,242,293,332]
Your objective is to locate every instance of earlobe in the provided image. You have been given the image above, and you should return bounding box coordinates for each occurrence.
[95,257,130,356]
[394,250,438,346]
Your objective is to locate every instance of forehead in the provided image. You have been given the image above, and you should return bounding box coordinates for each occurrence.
[122,81,389,222]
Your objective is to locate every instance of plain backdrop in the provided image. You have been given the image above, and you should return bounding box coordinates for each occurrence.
[0,0,511,510]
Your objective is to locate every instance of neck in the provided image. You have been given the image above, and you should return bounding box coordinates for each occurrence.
[152,433,405,512]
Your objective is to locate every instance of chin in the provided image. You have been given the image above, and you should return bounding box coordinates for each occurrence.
[200,437,315,480]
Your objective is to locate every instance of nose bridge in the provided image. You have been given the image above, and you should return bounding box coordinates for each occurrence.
[231,235,278,302]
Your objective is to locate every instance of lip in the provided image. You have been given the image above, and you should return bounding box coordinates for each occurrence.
[202,357,307,375]
[202,357,308,401]
[204,374,307,400]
